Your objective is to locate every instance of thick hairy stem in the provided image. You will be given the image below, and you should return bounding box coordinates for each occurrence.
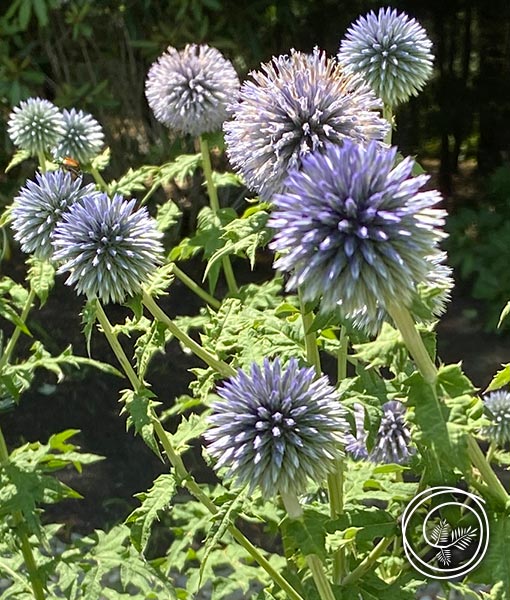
[0,287,36,371]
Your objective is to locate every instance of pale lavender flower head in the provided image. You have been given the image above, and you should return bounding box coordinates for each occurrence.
[344,403,369,460]
[145,44,240,137]
[8,97,65,156]
[205,358,347,497]
[53,108,104,164]
[338,8,434,106]
[370,400,414,464]
[11,170,97,260]
[482,391,510,447]
[269,140,446,329]
[52,194,163,304]
[224,48,389,200]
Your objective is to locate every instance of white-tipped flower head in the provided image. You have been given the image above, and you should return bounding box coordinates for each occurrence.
[53,108,104,164]
[224,47,389,200]
[8,97,65,156]
[338,8,434,106]
[11,171,97,260]
[370,400,414,464]
[145,43,240,137]
[52,194,163,304]
[482,391,510,447]
[269,140,446,330]
[205,358,347,497]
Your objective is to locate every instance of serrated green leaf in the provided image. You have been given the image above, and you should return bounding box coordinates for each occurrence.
[5,149,31,173]
[171,413,209,455]
[486,364,510,393]
[156,200,182,232]
[145,263,175,297]
[90,146,111,171]
[211,171,243,188]
[134,319,167,379]
[120,388,161,458]
[498,301,510,328]
[281,508,329,559]
[155,153,202,186]
[473,513,510,591]
[108,165,157,196]
[81,298,98,357]
[27,257,55,306]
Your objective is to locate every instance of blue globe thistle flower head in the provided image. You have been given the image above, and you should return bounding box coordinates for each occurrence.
[145,44,240,137]
[370,400,414,464]
[8,97,65,156]
[338,8,434,107]
[344,402,369,460]
[269,140,446,329]
[224,47,389,201]
[52,193,163,304]
[205,358,347,497]
[10,170,97,260]
[53,108,105,165]
[482,391,510,447]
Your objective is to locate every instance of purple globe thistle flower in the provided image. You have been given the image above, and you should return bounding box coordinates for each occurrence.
[482,391,510,447]
[338,8,434,107]
[8,97,65,156]
[344,403,369,460]
[145,44,240,137]
[52,194,163,304]
[370,400,414,464]
[10,170,97,260]
[53,108,105,164]
[269,140,446,329]
[224,48,389,200]
[205,358,347,497]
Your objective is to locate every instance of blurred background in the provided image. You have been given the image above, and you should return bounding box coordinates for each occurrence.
[0,0,510,531]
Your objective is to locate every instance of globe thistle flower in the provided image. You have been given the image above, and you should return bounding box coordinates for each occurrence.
[10,170,97,260]
[205,358,347,497]
[52,194,163,304]
[370,400,414,464]
[145,44,240,137]
[8,97,65,156]
[345,403,369,459]
[482,391,510,447]
[269,140,446,329]
[338,8,434,107]
[53,108,104,164]
[224,47,389,200]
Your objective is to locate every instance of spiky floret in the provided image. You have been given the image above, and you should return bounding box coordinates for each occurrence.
[224,47,389,200]
[205,358,347,497]
[269,140,446,329]
[10,170,97,260]
[145,43,240,137]
[338,7,434,106]
[52,193,163,304]
[8,97,65,156]
[370,400,414,464]
[344,402,369,459]
[53,108,104,164]
[482,391,510,447]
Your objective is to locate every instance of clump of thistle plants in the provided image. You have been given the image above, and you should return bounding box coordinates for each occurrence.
[0,13,507,600]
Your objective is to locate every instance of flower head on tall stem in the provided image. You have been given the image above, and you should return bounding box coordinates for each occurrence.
[53,108,104,164]
[205,358,347,497]
[482,391,510,447]
[224,47,389,200]
[338,8,434,106]
[10,170,97,260]
[52,193,163,304]
[370,400,414,464]
[145,44,240,137]
[8,97,65,156]
[269,140,446,331]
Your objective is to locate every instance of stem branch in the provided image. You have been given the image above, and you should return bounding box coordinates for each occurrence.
[172,264,221,309]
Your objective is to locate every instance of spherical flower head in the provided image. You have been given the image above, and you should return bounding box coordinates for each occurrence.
[269,140,446,327]
[8,97,65,156]
[224,47,389,200]
[10,170,97,260]
[205,358,347,497]
[145,44,240,137]
[370,400,413,464]
[482,391,510,447]
[53,108,104,164]
[338,8,434,106]
[52,193,163,304]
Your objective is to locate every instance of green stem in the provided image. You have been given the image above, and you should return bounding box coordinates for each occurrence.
[0,287,36,371]
[341,537,393,586]
[298,288,321,375]
[337,326,347,382]
[386,302,437,385]
[280,491,336,600]
[486,441,497,464]
[171,264,221,309]
[140,182,159,206]
[199,136,238,295]
[141,291,235,378]
[89,165,108,190]
[328,462,346,584]
[0,426,46,600]
[466,436,508,507]
[383,104,393,145]
[37,151,47,173]
[95,302,304,600]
